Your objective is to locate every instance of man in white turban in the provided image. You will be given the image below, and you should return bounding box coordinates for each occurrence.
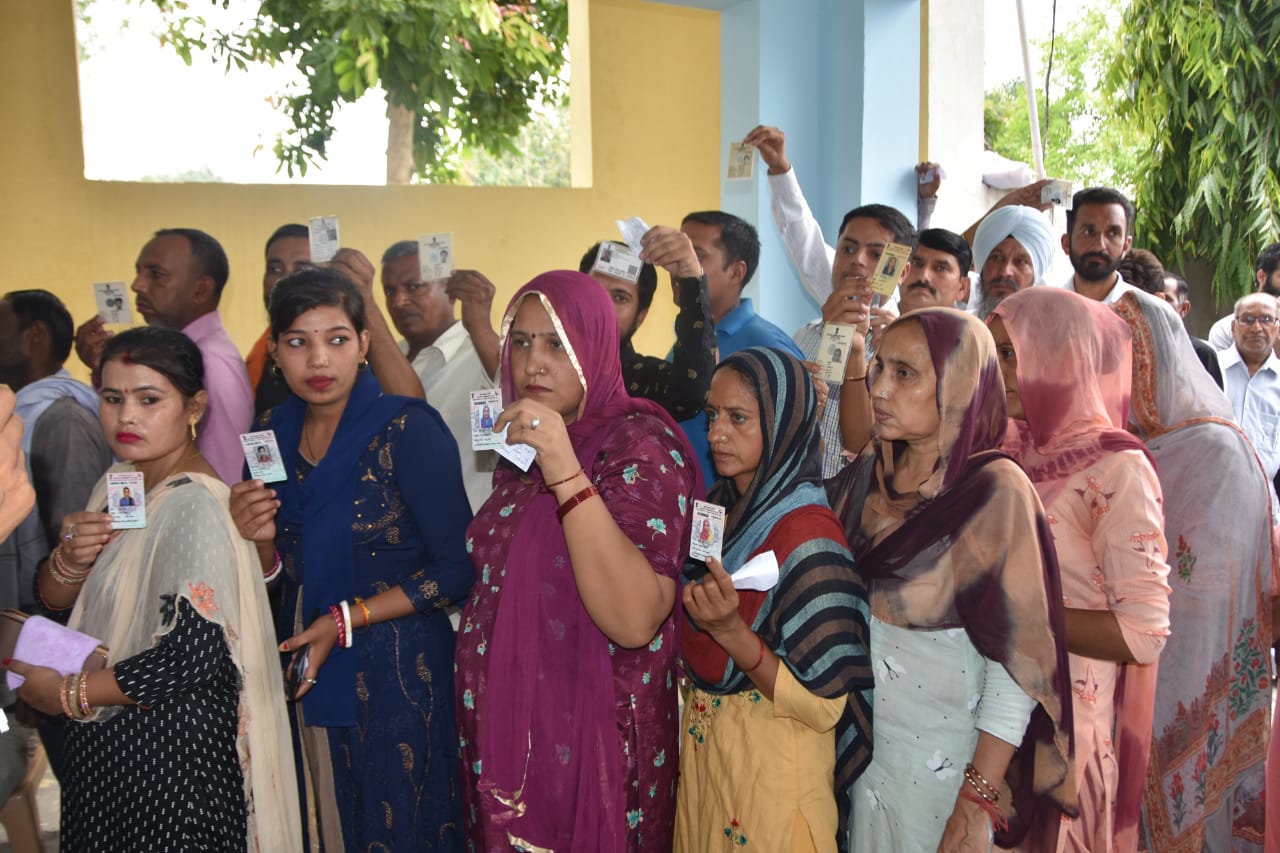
[970,204,1057,318]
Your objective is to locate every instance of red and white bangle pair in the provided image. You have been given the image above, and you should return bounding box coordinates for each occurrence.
[328,602,354,649]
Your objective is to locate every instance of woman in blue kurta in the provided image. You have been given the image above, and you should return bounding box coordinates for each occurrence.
[231,267,474,851]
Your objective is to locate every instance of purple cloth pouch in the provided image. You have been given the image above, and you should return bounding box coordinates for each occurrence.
[6,615,105,690]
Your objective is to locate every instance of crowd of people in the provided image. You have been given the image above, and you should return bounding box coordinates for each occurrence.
[0,122,1275,853]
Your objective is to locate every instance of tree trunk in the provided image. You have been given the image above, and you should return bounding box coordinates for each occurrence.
[386,101,415,185]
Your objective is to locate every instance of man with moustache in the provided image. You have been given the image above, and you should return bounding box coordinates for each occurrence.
[580,227,715,421]
[1059,186,1139,304]
[246,224,313,415]
[969,204,1058,318]
[1217,292,1280,520]
[380,240,497,512]
[74,228,252,483]
[1208,243,1280,350]
[897,228,973,313]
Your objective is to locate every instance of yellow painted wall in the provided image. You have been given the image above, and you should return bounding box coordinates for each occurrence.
[0,0,720,380]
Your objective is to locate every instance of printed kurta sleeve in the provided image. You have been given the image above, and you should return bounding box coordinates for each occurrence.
[1088,451,1172,664]
[664,275,717,420]
[771,659,846,732]
[113,598,233,707]
[392,407,476,612]
[594,416,697,581]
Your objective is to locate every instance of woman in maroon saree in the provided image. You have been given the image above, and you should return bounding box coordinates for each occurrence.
[455,271,701,852]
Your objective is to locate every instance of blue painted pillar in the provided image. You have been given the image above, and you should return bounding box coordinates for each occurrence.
[687,0,921,336]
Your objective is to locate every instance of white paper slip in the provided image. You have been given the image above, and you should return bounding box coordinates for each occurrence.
[917,165,948,184]
[615,216,650,256]
[93,282,133,325]
[470,389,505,451]
[107,471,146,529]
[418,232,454,282]
[732,549,779,592]
[871,242,912,297]
[1040,179,1074,207]
[689,499,726,563]
[494,428,537,472]
[240,430,287,483]
[591,241,642,284]
[727,142,755,180]
[815,323,857,383]
[308,215,340,263]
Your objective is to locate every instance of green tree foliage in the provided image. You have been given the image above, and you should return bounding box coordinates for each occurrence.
[985,0,1141,192]
[1111,0,1280,298]
[137,0,568,183]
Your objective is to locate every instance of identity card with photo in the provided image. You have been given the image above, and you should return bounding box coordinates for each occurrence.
[93,281,133,325]
[107,471,146,530]
[689,500,726,563]
[815,323,857,383]
[470,389,505,451]
[1040,179,1074,207]
[240,430,287,483]
[591,241,642,284]
[727,142,755,180]
[308,215,340,263]
[871,242,912,297]
[418,232,454,282]
[615,216,651,256]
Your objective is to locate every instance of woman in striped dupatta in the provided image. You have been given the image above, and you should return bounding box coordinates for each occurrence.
[675,346,873,853]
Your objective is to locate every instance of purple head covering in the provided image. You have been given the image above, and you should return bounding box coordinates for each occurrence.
[472,271,700,852]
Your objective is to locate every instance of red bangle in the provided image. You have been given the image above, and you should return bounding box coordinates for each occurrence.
[741,634,767,673]
[555,484,599,522]
[328,604,347,648]
[542,467,584,490]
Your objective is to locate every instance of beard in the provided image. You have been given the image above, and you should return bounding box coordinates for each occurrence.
[1070,249,1119,283]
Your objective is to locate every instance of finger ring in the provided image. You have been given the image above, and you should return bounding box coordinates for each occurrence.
[64,524,76,542]
[530,416,541,430]
[303,677,318,685]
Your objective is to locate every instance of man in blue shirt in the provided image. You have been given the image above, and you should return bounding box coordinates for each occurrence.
[677,210,803,483]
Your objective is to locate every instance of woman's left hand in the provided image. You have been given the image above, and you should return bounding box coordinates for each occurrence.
[6,660,66,717]
[280,611,341,701]
[683,557,744,637]
[495,399,580,483]
[937,794,992,853]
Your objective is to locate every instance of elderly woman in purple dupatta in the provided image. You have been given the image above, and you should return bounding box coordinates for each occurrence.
[827,307,1074,853]
[1112,290,1273,853]
[455,271,701,853]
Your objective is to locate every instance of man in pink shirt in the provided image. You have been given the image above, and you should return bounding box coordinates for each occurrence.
[74,228,252,483]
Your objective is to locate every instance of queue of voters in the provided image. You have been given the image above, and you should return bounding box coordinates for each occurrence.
[0,19,1279,851]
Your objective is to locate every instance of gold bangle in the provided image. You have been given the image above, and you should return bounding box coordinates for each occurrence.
[844,375,867,383]
[77,672,92,718]
[48,547,89,585]
[353,596,371,629]
[60,674,77,718]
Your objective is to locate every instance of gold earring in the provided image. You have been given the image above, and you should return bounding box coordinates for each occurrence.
[189,418,198,441]
[270,361,283,380]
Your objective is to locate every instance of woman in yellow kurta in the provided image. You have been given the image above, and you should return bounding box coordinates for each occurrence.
[674,347,873,852]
